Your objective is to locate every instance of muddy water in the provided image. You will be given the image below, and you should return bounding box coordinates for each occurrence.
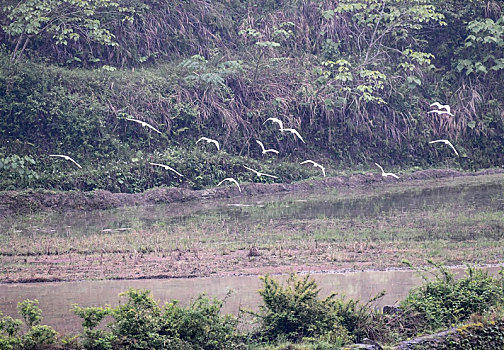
[0,269,453,334]
[1,266,501,334]
[3,174,503,238]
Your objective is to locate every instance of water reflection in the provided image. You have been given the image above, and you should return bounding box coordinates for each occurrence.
[0,266,500,334]
[2,175,503,238]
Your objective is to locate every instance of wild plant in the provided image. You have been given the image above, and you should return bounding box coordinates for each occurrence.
[0,299,58,350]
[74,288,242,349]
[400,262,504,333]
[251,274,381,344]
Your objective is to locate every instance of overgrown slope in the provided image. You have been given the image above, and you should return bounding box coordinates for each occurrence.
[1,0,503,192]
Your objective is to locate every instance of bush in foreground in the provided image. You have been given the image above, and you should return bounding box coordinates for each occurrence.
[74,289,242,350]
[2,265,504,349]
[250,274,381,345]
[0,299,57,350]
[400,263,504,334]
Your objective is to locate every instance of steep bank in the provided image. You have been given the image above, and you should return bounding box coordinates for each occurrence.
[2,1,504,195]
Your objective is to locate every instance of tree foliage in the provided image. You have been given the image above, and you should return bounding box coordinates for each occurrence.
[0,0,503,192]
[2,0,139,63]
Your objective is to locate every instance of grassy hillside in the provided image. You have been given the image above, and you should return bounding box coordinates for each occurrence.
[1,0,503,192]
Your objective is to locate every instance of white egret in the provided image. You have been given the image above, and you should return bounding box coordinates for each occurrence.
[300,160,326,177]
[125,118,162,134]
[217,177,242,192]
[280,128,305,143]
[263,117,284,130]
[196,137,220,151]
[374,163,399,179]
[429,139,459,156]
[430,102,452,114]
[255,140,279,154]
[428,109,454,117]
[243,165,278,179]
[49,154,82,169]
[149,162,184,177]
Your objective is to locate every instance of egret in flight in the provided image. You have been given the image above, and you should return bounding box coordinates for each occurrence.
[428,109,454,117]
[49,154,82,169]
[300,160,325,177]
[263,117,284,130]
[196,137,220,151]
[430,102,453,115]
[374,163,399,179]
[256,140,279,154]
[429,139,459,156]
[243,165,278,179]
[217,178,242,192]
[125,118,162,134]
[149,162,184,177]
[280,128,305,143]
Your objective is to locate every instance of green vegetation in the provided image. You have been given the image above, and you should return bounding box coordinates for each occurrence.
[1,266,504,349]
[1,0,503,193]
[0,299,57,350]
[251,274,355,344]
[74,289,241,350]
[1,1,504,346]
[401,263,504,333]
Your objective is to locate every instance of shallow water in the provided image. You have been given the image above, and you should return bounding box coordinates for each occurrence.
[2,174,503,238]
[2,266,501,334]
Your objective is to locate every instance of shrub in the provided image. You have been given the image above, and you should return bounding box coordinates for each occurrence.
[75,288,242,350]
[0,300,58,350]
[253,274,379,343]
[401,263,504,332]
[161,295,240,350]
[0,153,39,190]
[254,274,341,342]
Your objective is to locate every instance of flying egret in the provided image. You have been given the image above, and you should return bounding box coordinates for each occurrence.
[300,160,326,177]
[429,139,459,156]
[280,128,305,143]
[243,165,278,179]
[263,117,284,130]
[255,140,279,154]
[196,137,220,151]
[217,177,242,192]
[428,109,454,117]
[374,163,399,179]
[149,162,184,177]
[125,118,162,134]
[430,102,452,114]
[49,154,82,169]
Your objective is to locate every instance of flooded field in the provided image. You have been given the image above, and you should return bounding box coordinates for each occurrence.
[2,172,503,240]
[0,172,504,333]
[1,173,503,283]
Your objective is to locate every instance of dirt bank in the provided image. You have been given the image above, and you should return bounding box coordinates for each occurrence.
[1,168,503,218]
